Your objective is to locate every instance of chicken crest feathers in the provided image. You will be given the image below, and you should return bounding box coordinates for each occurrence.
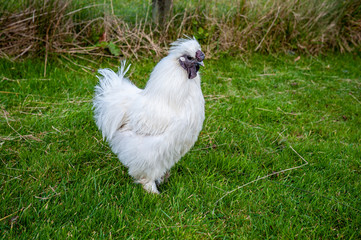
[169,37,201,57]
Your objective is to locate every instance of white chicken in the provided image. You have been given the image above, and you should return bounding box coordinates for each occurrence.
[93,38,205,194]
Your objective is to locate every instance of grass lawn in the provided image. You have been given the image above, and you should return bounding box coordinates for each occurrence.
[1,53,360,239]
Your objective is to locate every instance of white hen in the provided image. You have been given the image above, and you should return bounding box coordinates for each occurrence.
[93,38,205,194]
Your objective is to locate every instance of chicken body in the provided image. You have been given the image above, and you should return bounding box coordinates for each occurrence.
[93,38,205,193]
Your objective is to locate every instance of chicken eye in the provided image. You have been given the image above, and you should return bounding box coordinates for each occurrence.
[187,56,193,60]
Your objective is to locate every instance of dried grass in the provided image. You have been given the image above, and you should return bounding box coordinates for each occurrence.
[0,0,360,62]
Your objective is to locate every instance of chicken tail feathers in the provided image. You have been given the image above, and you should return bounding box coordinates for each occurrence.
[117,60,131,78]
[93,61,141,141]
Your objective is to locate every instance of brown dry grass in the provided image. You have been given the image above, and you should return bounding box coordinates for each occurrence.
[0,0,360,62]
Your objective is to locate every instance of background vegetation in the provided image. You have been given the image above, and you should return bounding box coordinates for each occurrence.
[1,0,360,239]
[1,0,361,61]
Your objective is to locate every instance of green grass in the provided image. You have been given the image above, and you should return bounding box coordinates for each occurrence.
[1,53,360,239]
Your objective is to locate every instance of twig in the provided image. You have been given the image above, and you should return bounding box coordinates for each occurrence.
[191,143,227,151]
[110,0,114,15]
[2,110,29,143]
[277,107,301,116]
[255,7,280,51]
[61,55,93,74]
[349,92,361,105]
[44,25,50,77]
[65,4,104,16]
[73,17,103,41]
[52,126,61,133]
[213,145,308,212]
[13,44,33,60]
[0,91,20,94]
[255,107,274,113]
[0,207,24,222]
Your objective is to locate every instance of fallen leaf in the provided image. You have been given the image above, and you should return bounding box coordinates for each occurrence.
[99,32,107,43]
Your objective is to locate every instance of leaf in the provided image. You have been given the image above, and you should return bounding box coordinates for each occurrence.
[95,41,108,48]
[107,42,121,56]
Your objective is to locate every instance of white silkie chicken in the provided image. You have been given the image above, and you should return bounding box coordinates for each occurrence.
[93,38,205,194]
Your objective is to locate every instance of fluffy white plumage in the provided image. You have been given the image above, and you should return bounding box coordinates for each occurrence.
[93,38,205,193]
